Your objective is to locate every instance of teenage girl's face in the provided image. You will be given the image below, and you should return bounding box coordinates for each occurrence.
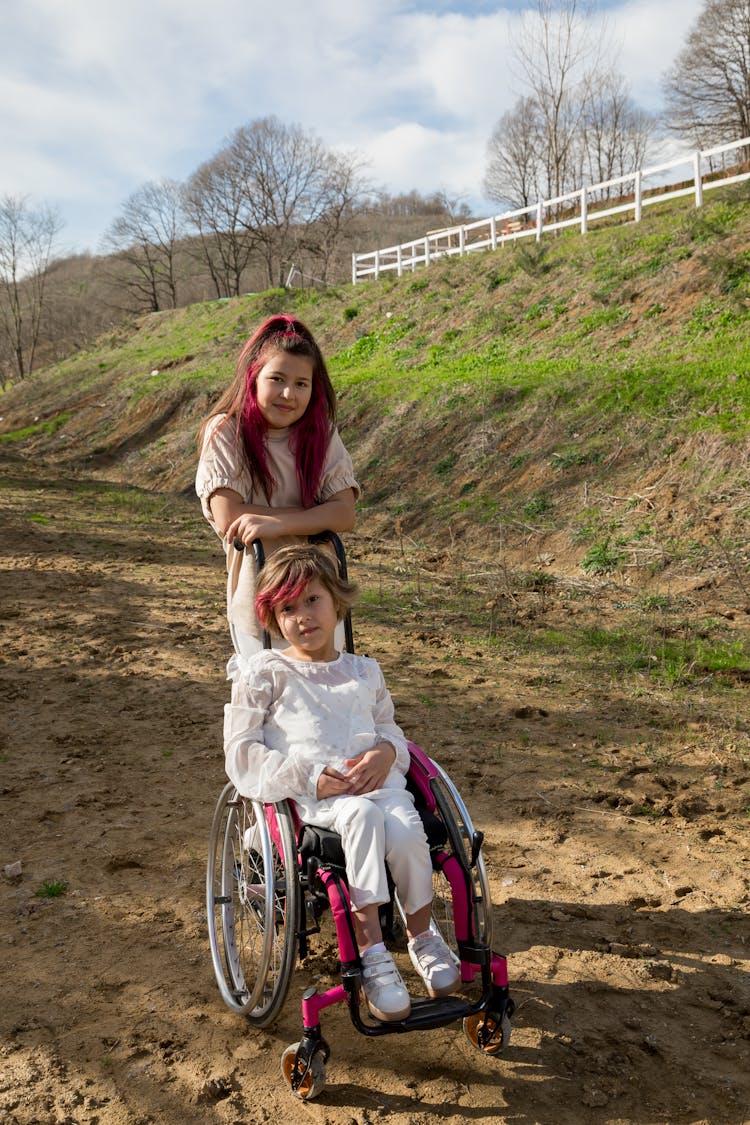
[254,350,314,430]
[274,577,339,662]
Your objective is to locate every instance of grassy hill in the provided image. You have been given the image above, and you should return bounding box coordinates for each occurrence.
[4,190,750,1124]
[2,183,749,594]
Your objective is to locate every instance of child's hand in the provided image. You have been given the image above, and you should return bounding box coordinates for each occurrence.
[343,742,396,795]
[316,766,351,800]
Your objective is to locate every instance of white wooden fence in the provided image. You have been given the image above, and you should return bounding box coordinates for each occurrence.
[351,136,750,284]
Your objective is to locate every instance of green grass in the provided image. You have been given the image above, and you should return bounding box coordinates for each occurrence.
[2,180,750,534]
[523,494,552,518]
[35,879,67,898]
[0,412,70,443]
[580,538,627,575]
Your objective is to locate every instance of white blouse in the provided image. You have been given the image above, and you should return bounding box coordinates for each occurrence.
[223,649,410,818]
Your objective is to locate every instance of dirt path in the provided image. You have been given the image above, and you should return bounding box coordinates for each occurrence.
[1,463,748,1125]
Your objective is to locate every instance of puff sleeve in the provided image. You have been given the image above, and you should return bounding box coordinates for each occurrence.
[223,661,323,802]
[319,429,360,502]
[195,415,248,528]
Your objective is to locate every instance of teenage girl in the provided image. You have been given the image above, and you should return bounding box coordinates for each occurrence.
[196,314,359,655]
[224,544,461,1021]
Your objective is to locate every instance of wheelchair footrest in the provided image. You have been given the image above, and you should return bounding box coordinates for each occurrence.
[355,994,477,1035]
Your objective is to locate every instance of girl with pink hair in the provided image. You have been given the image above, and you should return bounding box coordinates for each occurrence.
[196,314,359,655]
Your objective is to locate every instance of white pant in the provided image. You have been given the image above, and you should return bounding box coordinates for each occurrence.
[307,789,433,915]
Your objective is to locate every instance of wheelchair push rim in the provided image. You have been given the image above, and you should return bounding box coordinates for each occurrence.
[430,761,494,951]
[206,783,299,1025]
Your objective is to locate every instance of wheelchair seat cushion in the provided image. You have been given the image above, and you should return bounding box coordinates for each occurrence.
[299,824,347,872]
[298,806,448,874]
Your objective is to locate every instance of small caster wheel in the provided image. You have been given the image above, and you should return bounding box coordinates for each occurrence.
[463,1010,511,1056]
[281,1042,327,1100]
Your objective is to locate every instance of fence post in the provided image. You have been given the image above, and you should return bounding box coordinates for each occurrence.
[459,226,465,256]
[536,200,543,243]
[397,245,403,278]
[351,254,357,285]
[374,250,380,281]
[634,169,642,223]
[490,215,497,251]
[424,237,431,268]
[580,187,588,235]
[694,150,704,208]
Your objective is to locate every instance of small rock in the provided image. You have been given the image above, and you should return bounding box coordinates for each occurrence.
[3,861,22,880]
[196,1077,232,1104]
[582,1085,609,1108]
[646,961,674,981]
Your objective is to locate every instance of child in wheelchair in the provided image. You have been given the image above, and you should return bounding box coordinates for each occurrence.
[223,543,461,1021]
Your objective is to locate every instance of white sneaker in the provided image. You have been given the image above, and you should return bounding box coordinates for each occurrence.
[408,930,461,998]
[360,949,411,1021]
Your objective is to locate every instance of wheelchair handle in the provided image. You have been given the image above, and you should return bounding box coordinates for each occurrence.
[232,537,266,571]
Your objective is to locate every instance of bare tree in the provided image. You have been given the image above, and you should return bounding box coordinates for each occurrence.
[184,117,366,292]
[583,73,657,196]
[662,0,750,147]
[484,95,546,207]
[229,116,331,288]
[301,149,371,282]
[0,194,63,384]
[102,179,185,312]
[513,0,605,201]
[484,2,655,212]
[432,188,472,224]
[183,150,257,298]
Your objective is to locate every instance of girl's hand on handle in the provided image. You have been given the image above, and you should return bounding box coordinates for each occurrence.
[343,742,397,795]
[316,767,352,800]
[225,511,283,547]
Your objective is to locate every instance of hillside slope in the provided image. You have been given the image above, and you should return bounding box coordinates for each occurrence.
[1,185,749,595]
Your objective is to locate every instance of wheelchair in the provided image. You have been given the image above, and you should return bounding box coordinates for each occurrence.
[206,534,513,1100]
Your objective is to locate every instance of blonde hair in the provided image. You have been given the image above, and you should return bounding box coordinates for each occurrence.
[255,544,357,638]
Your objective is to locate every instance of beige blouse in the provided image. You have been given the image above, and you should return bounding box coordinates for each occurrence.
[196,414,359,640]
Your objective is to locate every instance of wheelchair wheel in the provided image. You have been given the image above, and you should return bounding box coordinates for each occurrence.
[206,783,299,1026]
[420,763,494,955]
[463,1009,512,1055]
[281,1042,327,1100]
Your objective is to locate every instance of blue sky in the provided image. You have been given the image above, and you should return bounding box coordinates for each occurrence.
[0,0,704,257]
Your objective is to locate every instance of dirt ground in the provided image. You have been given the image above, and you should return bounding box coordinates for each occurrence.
[1,461,749,1125]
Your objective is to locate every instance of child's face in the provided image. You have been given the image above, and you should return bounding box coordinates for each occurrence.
[274,577,339,662]
[255,350,313,430]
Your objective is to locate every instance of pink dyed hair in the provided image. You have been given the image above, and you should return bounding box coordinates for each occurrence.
[199,314,337,507]
[255,544,357,638]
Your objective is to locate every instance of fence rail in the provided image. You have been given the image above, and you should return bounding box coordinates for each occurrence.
[351,136,750,284]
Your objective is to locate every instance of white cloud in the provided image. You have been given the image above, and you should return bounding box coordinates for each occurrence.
[363,121,485,199]
[614,0,705,109]
[0,0,712,253]
[395,10,519,122]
